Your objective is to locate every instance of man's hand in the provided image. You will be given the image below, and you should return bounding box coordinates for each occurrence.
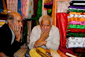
[33,30,50,48]
[33,40,47,48]
[39,30,50,41]
[11,25,22,42]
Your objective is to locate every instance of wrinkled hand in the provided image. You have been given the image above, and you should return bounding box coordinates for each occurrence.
[11,25,22,42]
[39,30,50,41]
[0,52,6,57]
[33,40,45,48]
[33,30,50,48]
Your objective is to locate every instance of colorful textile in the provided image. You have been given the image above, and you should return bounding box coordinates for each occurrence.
[17,0,22,15]
[56,13,68,47]
[44,3,53,9]
[51,0,57,26]
[57,1,69,13]
[42,0,47,16]
[31,0,42,20]
[59,46,79,57]
[69,6,85,9]
[69,8,85,12]
[28,0,34,19]
[57,49,68,57]
[21,0,29,19]
[70,1,85,7]
[44,1,53,5]
[67,33,85,37]
[66,37,85,48]
[44,0,52,4]
[67,28,85,33]
[21,0,33,19]
[0,0,3,12]
[67,24,85,29]
[7,0,18,12]
[32,0,38,17]
[68,21,85,25]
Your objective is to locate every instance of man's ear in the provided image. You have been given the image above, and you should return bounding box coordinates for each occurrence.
[8,19,12,24]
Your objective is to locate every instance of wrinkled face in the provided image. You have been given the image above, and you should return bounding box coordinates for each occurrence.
[40,20,52,33]
[13,15,23,28]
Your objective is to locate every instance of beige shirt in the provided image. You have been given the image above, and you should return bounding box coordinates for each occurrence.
[28,25,60,51]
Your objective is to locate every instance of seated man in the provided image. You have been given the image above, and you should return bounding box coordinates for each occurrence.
[0,12,23,57]
[29,15,60,51]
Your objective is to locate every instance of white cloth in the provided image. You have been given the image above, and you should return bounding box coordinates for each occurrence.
[28,25,60,51]
[9,27,15,45]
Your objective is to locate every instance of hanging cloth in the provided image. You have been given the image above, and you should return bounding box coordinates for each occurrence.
[6,0,18,12]
[32,0,38,18]
[56,13,68,47]
[42,0,47,16]
[51,0,57,26]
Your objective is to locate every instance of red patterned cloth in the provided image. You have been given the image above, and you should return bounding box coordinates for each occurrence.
[56,13,68,47]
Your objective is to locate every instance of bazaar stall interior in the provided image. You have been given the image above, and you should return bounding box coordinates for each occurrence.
[0,0,85,57]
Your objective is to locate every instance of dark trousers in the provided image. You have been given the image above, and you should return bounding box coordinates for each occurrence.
[25,48,30,57]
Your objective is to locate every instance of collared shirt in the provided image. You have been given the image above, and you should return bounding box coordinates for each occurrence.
[29,25,60,51]
[9,27,15,45]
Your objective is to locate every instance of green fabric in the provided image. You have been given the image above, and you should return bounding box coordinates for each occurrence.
[67,24,85,29]
[31,0,42,20]
[69,8,85,12]
[67,33,85,37]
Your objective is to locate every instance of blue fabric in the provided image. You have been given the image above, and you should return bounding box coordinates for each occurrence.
[0,0,3,12]
[17,0,22,15]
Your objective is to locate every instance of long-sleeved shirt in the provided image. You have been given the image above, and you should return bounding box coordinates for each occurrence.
[28,25,60,51]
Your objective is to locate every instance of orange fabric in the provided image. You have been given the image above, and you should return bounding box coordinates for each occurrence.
[68,18,85,22]
[3,0,7,10]
[57,49,68,57]
[56,0,69,1]
[51,0,57,26]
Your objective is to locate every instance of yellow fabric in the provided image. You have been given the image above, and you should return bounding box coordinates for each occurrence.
[56,0,69,1]
[44,0,52,3]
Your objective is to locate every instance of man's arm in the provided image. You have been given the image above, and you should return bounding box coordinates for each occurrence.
[46,28,60,51]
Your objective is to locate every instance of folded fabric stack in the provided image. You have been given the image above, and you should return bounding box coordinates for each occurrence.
[66,1,85,48]
[0,20,5,27]
[44,0,53,16]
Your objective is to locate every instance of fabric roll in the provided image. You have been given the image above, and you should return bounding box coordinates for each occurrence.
[69,8,85,12]
[59,46,79,57]
[70,1,85,7]
[66,33,85,37]
[57,49,68,57]
[67,28,85,33]
[44,4,53,9]
[44,0,52,4]
[66,37,85,48]
[44,0,53,5]
[68,6,85,9]
[68,21,85,25]
[67,24,85,29]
